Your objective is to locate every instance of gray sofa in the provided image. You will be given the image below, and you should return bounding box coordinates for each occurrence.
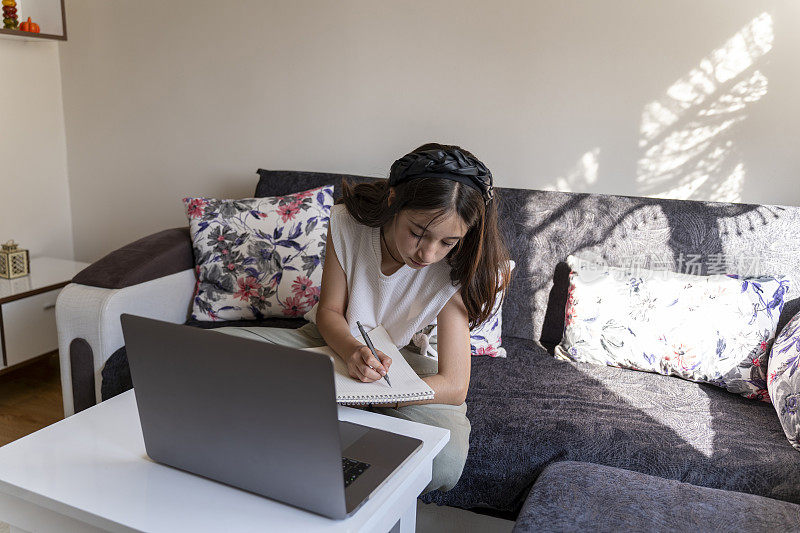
[56,169,800,526]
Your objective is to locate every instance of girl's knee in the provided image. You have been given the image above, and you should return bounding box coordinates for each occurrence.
[426,415,470,493]
[370,403,472,492]
[427,437,469,493]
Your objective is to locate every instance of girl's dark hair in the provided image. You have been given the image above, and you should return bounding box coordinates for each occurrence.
[341,143,511,328]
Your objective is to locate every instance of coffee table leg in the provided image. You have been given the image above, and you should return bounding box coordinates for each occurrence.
[388,499,416,533]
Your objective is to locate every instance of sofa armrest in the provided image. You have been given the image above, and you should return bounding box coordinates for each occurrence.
[72,227,194,289]
[56,269,196,417]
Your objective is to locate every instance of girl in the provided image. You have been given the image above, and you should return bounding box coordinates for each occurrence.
[218,143,510,492]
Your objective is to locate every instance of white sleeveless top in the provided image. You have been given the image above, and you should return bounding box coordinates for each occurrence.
[305,203,460,348]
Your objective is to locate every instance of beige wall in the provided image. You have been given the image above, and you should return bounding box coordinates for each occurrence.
[59,0,800,262]
[0,38,73,260]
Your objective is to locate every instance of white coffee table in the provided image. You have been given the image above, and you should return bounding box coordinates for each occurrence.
[0,390,449,533]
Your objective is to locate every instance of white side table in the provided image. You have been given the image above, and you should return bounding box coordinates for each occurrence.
[0,257,89,373]
[0,390,449,533]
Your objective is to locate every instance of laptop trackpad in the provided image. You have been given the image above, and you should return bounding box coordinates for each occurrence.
[339,421,370,450]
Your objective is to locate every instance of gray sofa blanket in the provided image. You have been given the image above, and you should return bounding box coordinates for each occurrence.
[421,336,800,514]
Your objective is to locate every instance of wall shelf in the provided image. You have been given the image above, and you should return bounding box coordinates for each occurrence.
[1,0,66,42]
[0,28,65,41]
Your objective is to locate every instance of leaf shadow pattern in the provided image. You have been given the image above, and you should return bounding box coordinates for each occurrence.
[636,12,775,203]
[428,185,800,517]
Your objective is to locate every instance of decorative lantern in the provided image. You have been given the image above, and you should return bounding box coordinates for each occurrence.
[0,240,30,279]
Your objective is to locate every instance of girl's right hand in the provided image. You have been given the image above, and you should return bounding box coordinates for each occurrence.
[347,345,392,382]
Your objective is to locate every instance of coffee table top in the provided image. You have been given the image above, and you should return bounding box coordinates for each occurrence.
[0,390,449,532]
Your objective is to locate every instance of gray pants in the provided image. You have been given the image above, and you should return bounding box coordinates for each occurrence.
[214,322,471,493]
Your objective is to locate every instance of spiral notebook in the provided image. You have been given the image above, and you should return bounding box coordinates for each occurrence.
[303,325,435,405]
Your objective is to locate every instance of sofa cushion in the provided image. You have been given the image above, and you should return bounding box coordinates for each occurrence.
[466,261,511,357]
[768,310,800,450]
[420,336,800,515]
[513,461,800,533]
[184,185,333,321]
[555,254,789,401]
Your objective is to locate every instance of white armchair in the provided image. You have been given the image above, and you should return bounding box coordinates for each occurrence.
[55,169,372,417]
[55,228,196,416]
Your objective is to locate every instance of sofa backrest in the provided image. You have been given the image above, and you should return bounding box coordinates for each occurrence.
[256,168,378,199]
[256,169,800,348]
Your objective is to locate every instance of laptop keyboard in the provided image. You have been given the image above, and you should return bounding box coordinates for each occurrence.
[342,457,370,487]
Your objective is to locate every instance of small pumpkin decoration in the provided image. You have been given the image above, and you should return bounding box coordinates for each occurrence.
[19,16,39,33]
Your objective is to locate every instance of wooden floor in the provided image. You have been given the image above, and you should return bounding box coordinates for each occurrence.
[0,354,63,447]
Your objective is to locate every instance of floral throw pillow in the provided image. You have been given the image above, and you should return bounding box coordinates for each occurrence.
[768,312,800,450]
[555,255,789,401]
[468,260,515,357]
[183,185,334,321]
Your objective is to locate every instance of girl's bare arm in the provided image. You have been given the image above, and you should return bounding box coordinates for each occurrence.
[419,291,471,405]
[316,227,392,382]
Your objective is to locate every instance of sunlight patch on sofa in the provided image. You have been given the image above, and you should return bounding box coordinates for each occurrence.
[573,363,716,457]
[636,13,774,203]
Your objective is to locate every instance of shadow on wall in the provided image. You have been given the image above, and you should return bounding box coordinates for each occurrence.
[636,12,774,203]
[541,13,775,204]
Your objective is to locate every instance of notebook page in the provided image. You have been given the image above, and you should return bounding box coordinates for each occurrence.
[303,325,434,404]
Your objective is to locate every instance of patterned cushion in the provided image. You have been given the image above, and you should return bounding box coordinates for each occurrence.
[555,254,789,400]
[183,185,334,321]
[468,260,515,357]
[768,312,800,450]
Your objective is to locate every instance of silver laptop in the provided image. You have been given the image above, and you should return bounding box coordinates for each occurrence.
[120,314,423,519]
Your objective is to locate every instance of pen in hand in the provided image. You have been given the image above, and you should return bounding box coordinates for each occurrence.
[356,321,392,387]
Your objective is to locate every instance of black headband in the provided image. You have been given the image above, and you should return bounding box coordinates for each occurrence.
[388,148,494,205]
